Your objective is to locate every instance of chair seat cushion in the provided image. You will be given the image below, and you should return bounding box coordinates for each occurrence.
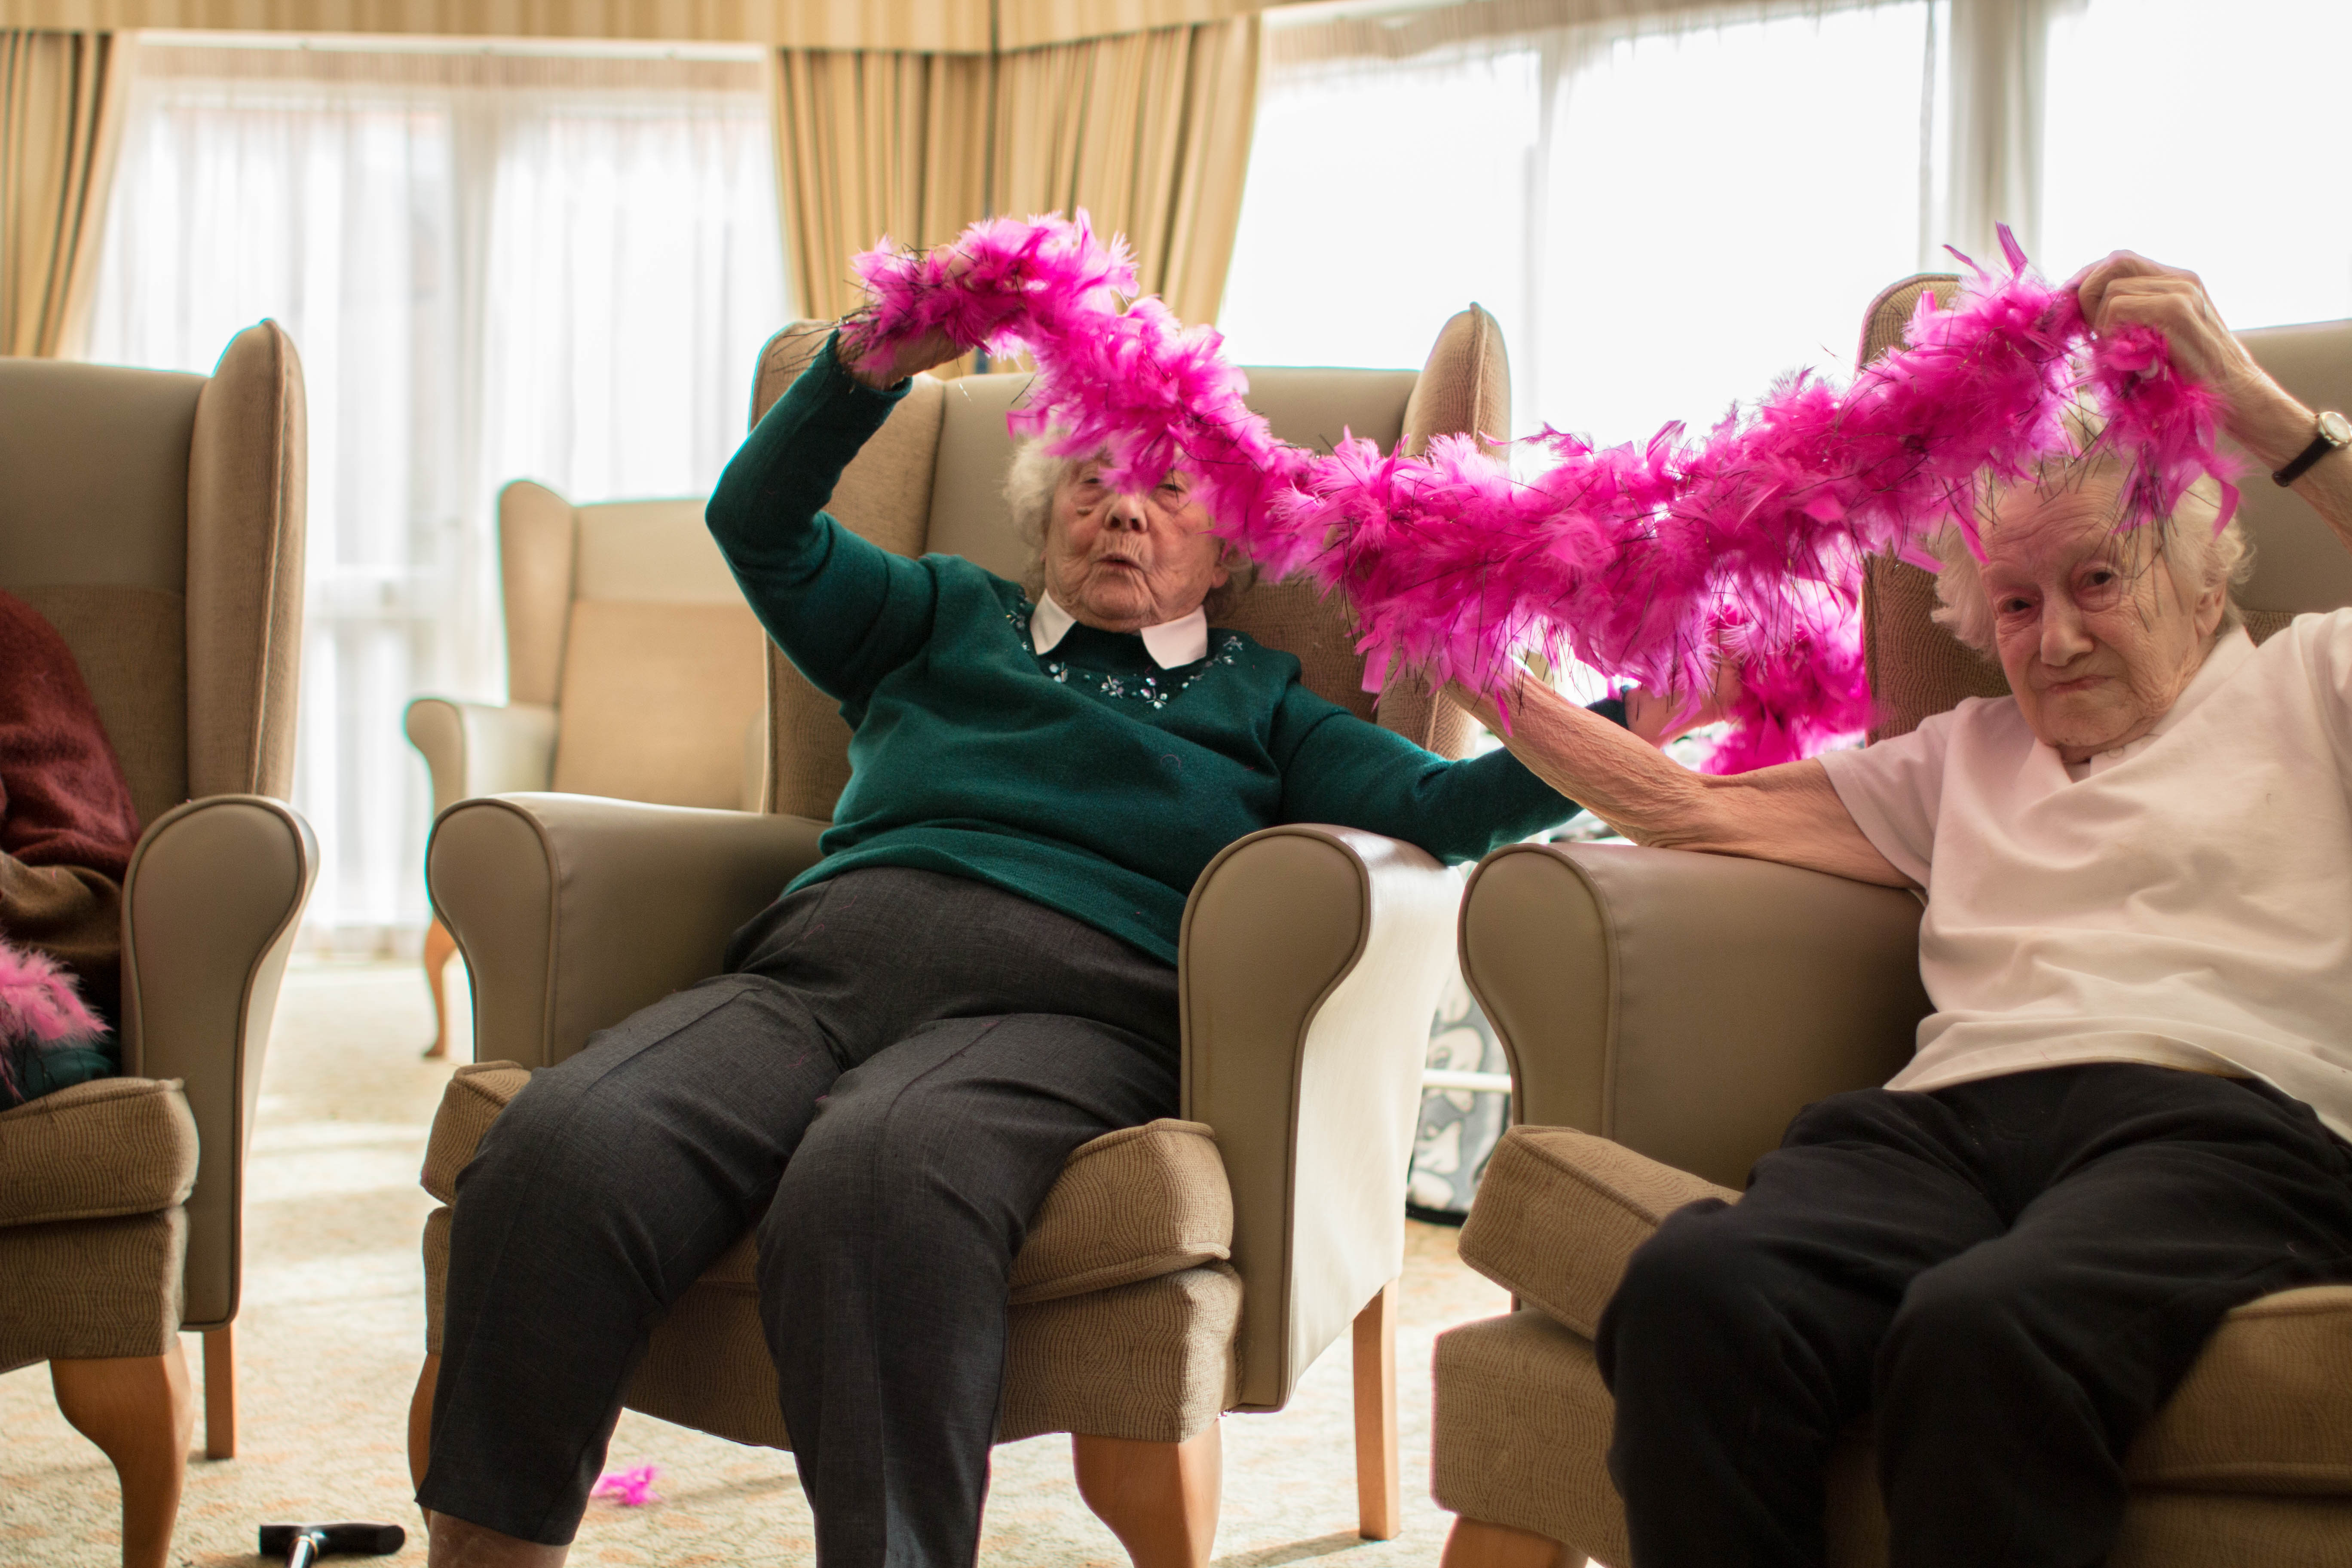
[1463,1124,2352,1498]
[0,1077,199,1227]
[1458,1125,1735,1338]
[421,1062,1232,1303]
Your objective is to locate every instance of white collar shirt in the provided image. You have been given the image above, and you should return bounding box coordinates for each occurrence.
[1028,591,1209,668]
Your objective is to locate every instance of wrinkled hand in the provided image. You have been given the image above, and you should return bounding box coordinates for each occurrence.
[2070,250,2309,464]
[843,242,979,390]
[1623,652,1745,748]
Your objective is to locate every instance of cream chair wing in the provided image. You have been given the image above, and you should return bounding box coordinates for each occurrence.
[403,481,771,1055]
[410,308,1512,1562]
[1431,301,2352,1568]
[0,322,318,1568]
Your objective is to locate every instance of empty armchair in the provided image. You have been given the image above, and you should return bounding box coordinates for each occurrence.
[1427,285,2352,1568]
[403,482,770,1055]
[0,323,318,1568]
[407,306,1513,1563]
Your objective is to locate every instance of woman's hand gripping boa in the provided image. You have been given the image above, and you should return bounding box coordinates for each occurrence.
[839,217,2237,770]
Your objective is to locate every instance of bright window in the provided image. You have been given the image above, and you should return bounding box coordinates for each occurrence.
[86,41,786,949]
[2040,0,2352,329]
[1221,3,1937,444]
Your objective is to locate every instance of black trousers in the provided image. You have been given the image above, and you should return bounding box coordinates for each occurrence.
[1596,1063,2352,1568]
[418,867,1181,1567]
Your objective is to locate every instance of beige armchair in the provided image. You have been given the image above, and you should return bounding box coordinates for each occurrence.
[1427,294,2352,1567]
[0,325,318,1568]
[406,307,1510,1562]
[403,482,769,1056]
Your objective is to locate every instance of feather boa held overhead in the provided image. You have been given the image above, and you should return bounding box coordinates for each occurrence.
[0,937,108,1106]
[839,217,2239,769]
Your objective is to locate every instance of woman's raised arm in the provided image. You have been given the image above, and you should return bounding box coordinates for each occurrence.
[2076,250,2352,545]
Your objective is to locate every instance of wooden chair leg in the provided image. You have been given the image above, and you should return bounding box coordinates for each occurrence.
[409,1352,440,1497]
[1441,1516,1571,1568]
[1353,1279,1401,1540]
[51,1342,195,1568]
[202,1324,236,1459]
[423,916,459,1060]
[1072,1422,1221,1568]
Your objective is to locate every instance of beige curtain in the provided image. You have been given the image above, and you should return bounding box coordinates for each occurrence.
[993,18,1256,326]
[770,48,993,321]
[772,14,1258,329]
[0,28,126,357]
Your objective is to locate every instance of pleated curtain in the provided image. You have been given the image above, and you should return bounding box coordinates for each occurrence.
[992,19,1257,327]
[0,28,127,357]
[772,15,1259,330]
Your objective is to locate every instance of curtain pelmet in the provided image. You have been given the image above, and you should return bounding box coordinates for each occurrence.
[0,27,128,357]
[772,14,1258,331]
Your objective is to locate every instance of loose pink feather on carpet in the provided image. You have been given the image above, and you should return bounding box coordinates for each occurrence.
[591,1464,660,1506]
[840,215,2237,768]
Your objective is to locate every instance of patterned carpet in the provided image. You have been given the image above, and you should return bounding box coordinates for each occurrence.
[0,961,1514,1568]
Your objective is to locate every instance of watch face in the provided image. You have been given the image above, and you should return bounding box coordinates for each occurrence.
[2321,410,2352,446]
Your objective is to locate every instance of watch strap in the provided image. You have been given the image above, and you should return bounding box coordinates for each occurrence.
[2275,414,2349,487]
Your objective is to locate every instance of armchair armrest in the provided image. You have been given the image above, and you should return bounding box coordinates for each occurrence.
[1179,824,1460,1413]
[404,697,559,815]
[428,794,827,1069]
[1460,841,1929,1191]
[119,795,317,1328]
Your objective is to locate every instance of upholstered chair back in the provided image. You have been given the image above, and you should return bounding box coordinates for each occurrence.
[1860,276,2352,739]
[0,324,305,827]
[746,308,1512,820]
[495,481,769,811]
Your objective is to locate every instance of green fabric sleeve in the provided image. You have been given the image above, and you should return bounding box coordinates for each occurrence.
[1271,685,1577,863]
[704,333,940,710]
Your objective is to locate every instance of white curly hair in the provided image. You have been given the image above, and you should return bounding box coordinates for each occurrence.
[1929,420,2253,657]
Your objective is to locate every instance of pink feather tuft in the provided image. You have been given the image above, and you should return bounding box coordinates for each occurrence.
[842,218,2235,769]
[0,937,108,1105]
[591,1465,661,1507]
[0,939,104,1046]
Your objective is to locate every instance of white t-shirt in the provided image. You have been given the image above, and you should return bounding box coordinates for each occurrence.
[1818,615,2352,1140]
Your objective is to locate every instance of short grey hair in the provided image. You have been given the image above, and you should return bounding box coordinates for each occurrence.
[1002,435,1255,618]
[1929,432,2252,657]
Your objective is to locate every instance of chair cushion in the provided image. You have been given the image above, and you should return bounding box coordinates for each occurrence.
[420,1062,531,1203]
[421,1066,1232,1302]
[0,1208,187,1372]
[2128,1285,2352,1494]
[551,600,769,810]
[1465,1124,2352,1501]
[1457,1124,1735,1338]
[0,1076,198,1227]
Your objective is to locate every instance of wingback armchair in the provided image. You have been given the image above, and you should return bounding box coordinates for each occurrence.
[406,306,1511,1562]
[1426,289,2352,1567]
[0,324,318,1568]
[403,482,769,1055]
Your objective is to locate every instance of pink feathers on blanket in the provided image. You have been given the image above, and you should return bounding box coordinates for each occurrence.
[0,940,103,1047]
[842,215,2239,768]
[0,937,106,1103]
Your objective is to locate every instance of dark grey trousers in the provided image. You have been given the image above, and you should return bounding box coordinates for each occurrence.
[419,867,1182,1568]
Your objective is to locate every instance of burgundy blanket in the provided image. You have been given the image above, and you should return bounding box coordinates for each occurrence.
[1,591,142,1033]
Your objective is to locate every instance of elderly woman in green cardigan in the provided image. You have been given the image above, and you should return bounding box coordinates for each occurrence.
[417,322,1679,1568]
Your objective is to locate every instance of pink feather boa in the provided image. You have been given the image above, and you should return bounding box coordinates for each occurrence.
[840,217,2238,769]
[0,936,107,1104]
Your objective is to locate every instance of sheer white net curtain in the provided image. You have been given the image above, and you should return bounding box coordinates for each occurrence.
[1223,0,1942,443]
[84,40,787,953]
[1224,0,2352,443]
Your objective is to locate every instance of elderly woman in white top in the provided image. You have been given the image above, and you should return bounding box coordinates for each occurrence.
[1472,253,2352,1568]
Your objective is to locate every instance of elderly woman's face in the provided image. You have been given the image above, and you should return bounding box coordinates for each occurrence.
[1980,483,2226,764]
[1042,459,1231,632]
